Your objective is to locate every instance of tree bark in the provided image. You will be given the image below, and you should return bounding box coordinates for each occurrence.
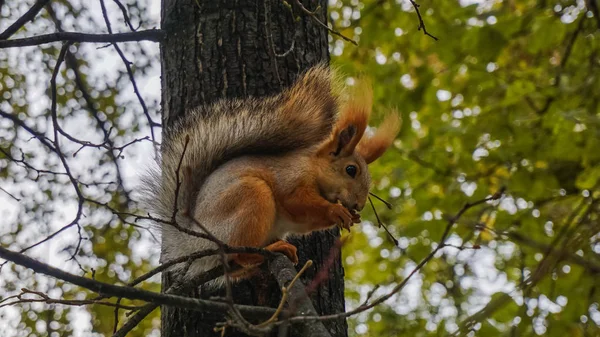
[159,1,348,336]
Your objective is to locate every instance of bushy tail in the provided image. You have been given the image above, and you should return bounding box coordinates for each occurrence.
[141,65,339,223]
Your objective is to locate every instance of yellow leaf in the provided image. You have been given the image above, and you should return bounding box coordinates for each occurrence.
[494,166,511,178]
[480,211,497,230]
[480,230,494,242]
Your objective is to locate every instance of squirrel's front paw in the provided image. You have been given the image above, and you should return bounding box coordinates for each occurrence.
[327,203,354,231]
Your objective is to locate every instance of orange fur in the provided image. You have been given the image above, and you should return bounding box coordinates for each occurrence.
[318,78,372,157]
[228,240,298,279]
[281,183,355,231]
[228,175,277,266]
[265,240,298,264]
[229,77,398,276]
[357,112,401,164]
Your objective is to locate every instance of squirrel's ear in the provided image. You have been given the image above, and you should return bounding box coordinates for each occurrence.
[318,78,372,157]
[357,112,401,164]
[333,124,357,156]
[317,123,357,157]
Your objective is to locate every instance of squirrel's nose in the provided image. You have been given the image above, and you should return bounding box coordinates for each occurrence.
[353,203,364,212]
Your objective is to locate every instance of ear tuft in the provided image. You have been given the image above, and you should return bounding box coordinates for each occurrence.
[357,112,401,164]
[317,76,375,158]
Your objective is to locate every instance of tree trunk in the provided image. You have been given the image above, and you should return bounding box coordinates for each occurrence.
[159,1,348,336]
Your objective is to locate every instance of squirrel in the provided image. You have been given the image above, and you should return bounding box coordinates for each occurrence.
[141,64,400,281]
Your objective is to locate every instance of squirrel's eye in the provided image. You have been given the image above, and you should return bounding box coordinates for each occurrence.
[345,165,357,178]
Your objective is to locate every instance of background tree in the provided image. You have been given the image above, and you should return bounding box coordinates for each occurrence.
[1,0,599,337]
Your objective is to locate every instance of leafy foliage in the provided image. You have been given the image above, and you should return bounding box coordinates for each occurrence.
[330,0,600,336]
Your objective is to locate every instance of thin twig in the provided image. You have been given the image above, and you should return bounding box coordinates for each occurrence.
[369,192,393,209]
[0,110,58,153]
[98,0,158,144]
[257,260,313,328]
[278,191,504,325]
[112,0,138,31]
[5,43,90,264]
[408,0,438,41]
[111,303,157,337]
[0,186,20,201]
[0,288,142,311]
[290,0,358,45]
[530,16,584,115]
[368,196,398,246]
[268,254,332,337]
[171,135,190,222]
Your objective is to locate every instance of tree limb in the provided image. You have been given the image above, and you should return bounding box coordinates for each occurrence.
[0,246,275,318]
[0,0,51,40]
[0,29,164,49]
[268,254,332,337]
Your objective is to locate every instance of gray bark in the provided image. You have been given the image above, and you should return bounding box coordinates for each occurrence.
[159,0,348,336]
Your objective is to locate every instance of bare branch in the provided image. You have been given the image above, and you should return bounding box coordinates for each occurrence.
[0,288,142,311]
[0,29,164,49]
[47,42,85,259]
[127,250,218,287]
[0,0,51,40]
[0,110,58,154]
[98,0,159,143]
[0,246,276,318]
[113,264,239,337]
